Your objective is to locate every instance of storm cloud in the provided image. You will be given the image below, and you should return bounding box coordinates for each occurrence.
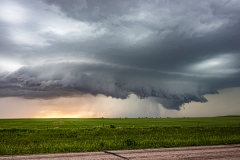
[0,0,240,110]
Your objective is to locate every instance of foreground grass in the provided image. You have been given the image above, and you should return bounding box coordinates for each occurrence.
[0,116,240,155]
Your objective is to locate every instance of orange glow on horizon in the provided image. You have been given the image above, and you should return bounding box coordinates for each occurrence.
[35,110,109,118]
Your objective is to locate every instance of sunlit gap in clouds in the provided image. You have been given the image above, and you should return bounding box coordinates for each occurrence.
[0,88,240,118]
[0,1,27,24]
[191,54,239,75]
[36,110,107,118]
[0,94,161,118]
[0,59,23,72]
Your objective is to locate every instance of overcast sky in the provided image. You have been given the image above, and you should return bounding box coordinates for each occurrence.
[0,0,240,118]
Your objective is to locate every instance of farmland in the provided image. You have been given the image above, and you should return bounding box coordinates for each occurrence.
[0,116,240,155]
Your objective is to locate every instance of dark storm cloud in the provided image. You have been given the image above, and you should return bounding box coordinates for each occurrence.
[0,0,240,109]
[0,62,223,109]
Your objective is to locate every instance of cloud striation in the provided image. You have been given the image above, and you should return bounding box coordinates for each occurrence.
[0,0,240,110]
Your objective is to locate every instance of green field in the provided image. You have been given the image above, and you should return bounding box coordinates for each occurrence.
[0,116,240,155]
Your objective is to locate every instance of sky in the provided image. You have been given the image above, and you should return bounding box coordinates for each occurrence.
[0,0,240,118]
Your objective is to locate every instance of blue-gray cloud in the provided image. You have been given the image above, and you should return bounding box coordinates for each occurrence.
[0,0,239,110]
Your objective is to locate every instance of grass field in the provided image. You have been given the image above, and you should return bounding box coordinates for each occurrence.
[0,116,240,155]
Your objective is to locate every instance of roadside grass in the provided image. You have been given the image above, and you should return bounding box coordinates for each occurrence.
[0,116,240,155]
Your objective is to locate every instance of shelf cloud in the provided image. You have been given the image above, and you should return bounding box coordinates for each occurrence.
[0,0,240,110]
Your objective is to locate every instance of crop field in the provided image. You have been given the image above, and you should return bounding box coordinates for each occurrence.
[0,116,240,155]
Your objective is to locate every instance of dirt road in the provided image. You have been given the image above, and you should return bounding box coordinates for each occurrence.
[0,144,239,160]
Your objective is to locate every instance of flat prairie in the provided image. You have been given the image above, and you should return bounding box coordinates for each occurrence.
[0,116,239,155]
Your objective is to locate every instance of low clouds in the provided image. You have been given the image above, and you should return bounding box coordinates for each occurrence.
[0,0,240,110]
[0,62,222,109]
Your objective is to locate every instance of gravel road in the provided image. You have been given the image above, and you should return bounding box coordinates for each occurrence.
[0,144,239,160]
